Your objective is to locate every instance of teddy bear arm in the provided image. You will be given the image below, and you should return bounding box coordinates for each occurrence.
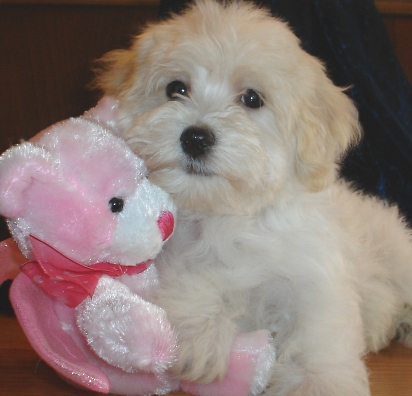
[76,275,177,374]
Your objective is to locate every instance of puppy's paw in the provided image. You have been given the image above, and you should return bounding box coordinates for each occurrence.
[171,322,235,384]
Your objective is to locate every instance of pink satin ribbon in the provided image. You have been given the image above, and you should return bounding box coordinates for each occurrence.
[21,235,150,308]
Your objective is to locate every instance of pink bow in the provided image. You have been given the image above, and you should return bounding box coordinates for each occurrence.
[21,235,150,308]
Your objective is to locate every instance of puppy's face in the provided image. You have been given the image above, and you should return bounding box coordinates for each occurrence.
[99,0,360,215]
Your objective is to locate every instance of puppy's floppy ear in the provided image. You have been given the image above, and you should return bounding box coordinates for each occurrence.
[94,48,137,97]
[294,57,361,192]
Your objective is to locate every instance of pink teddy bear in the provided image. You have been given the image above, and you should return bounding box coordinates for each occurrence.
[0,98,275,396]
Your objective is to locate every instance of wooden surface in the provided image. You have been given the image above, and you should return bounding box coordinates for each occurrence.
[1,314,412,395]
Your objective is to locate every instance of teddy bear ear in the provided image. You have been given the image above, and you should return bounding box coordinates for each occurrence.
[0,142,55,219]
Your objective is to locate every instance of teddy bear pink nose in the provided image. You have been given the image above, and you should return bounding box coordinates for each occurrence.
[157,211,174,241]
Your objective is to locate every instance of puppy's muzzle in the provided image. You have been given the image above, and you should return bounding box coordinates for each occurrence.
[180,126,216,159]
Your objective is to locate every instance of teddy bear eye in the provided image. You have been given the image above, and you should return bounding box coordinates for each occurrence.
[166,80,189,100]
[109,197,124,213]
[240,89,264,109]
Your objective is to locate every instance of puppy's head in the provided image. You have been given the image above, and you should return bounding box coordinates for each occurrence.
[97,0,361,215]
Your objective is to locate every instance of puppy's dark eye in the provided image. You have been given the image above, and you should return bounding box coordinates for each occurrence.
[166,80,189,100]
[240,89,264,109]
[109,197,124,213]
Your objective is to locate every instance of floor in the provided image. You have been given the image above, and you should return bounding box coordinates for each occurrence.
[1,314,412,395]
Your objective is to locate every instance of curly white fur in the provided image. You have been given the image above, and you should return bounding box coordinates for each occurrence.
[96,1,412,394]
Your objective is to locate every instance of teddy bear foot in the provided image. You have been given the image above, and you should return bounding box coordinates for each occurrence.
[181,329,275,396]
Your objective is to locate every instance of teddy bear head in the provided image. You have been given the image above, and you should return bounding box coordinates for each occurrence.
[0,98,176,266]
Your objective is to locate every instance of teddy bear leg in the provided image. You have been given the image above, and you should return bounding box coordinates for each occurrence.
[180,329,275,396]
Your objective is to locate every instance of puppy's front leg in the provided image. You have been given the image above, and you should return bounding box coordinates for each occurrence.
[157,277,237,384]
[267,283,370,396]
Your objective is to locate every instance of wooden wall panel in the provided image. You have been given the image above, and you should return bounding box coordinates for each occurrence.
[377,1,412,83]
[382,15,412,83]
[0,5,157,149]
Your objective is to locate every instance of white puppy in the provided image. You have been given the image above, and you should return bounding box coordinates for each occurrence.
[96,1,412,394]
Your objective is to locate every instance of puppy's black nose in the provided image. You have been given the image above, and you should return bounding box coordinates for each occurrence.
[180,126,216,159]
